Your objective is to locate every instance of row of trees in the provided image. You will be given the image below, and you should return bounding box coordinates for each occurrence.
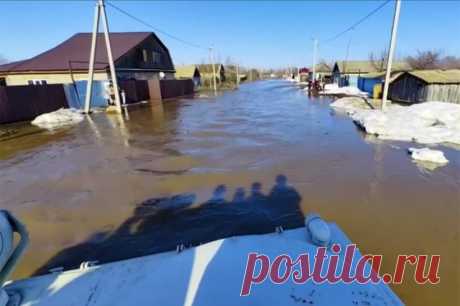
[369,49,460,71]
[406,50,460,70]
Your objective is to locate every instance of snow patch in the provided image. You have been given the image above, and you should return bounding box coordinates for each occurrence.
[319,86,368,97]
[330,97,371,112]
[408,147,449,171]
[349,102,460,146]
[31,108,85,129]
[324,83,339,91]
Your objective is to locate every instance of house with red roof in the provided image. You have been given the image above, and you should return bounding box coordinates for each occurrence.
[0,32,175,86]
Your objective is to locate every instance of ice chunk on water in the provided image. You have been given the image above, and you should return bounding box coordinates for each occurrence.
[408,147,449,164]
[31,108,84,129]
[349,102,460,146]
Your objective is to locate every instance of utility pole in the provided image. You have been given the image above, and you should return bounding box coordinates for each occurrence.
[84,1,100,114]
[100,0,122,113]
[84,0,122,114]
[209,47,217,95]
[345,36,352,65]
[236,63,240,88]
[382,0,401,110]
[312,38,318,83]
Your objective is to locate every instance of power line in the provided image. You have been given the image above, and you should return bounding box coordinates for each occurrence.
[106,1,207,50]
[323,0,391,44]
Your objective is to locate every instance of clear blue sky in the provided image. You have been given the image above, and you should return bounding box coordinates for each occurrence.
[1,1,459,69]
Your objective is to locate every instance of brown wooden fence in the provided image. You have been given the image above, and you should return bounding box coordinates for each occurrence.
[0,78,196,125]
[160,79,194,100]
[119,80,150,104]
[119,79,194,103]
[0,84,68,124]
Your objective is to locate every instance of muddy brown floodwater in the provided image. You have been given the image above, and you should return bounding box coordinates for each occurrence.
[0,80,459,305]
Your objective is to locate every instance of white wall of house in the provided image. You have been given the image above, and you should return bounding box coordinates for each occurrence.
[2,71,109,86]
[2,70,175,86]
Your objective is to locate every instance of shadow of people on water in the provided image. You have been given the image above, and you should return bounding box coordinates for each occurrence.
[34,175,304,276]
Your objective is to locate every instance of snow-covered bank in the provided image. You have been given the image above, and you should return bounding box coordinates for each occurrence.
[319,85,368,97]
[31,108,85,129]
[330,97,372,112]
[333,100,460,146]
[408,147,449,164]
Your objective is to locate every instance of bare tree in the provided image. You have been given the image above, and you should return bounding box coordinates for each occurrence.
[369,49,388,72]
[406,50,442,70]
[440,56,460,69]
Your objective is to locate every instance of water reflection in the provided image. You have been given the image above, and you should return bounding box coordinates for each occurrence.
[34,175,303,276]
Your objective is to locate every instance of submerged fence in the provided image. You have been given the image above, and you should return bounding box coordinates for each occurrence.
[119,80,150,104]
[0,85,68,124]
[160,79,194,100]
[0,78,196,124]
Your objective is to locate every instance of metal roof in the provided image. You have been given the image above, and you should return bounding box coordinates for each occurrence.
[407,69,460,84]
[334,60,409,74]
[359,71,404,82]
[314,63,332,73]
[0,32,173,73]
[175,65,200,78]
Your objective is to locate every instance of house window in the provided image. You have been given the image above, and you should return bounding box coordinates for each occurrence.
[28,80,47,85]
[0,78,6,86]
[152,51,161,64]
[142,49,148,62]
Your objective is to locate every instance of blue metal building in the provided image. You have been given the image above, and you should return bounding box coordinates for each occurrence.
[357,72,384,96]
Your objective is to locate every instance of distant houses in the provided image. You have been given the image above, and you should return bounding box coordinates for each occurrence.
[298,67,310,82]
[389,69,460,104]
[331,60,409,87]
[197,64,226,85]
[0,32,175,86]
[175,65,201,88]
[322,59,460,104]
[312,63,332,83]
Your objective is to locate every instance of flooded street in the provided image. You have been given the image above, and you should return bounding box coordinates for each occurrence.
[0,80,459,305]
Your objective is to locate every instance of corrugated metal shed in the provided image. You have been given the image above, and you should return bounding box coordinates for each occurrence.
[358,72,404,95]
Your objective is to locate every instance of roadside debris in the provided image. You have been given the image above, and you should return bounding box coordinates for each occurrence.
[408,147,449,164]
[31,108,84,129]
